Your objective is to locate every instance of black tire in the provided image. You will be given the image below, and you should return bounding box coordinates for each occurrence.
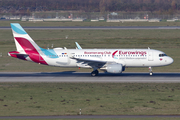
[91,70,99,76]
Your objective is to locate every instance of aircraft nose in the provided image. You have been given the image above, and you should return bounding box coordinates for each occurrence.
[167,57,174,65]
[170,57,174,64]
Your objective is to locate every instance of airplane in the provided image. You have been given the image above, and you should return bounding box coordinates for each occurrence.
[8,23,174,76]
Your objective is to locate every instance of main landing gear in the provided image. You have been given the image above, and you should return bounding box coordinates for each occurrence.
[91,70,99,76]
[149,67,153,76]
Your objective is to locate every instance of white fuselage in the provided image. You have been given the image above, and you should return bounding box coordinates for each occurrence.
[38,48,173,68]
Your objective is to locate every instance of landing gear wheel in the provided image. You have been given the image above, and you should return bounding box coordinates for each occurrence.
[150,72,153,76]
[91,70,99,76]
[149,67,153,76]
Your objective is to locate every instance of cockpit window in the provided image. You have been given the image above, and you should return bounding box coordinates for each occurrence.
[159,54,167,57]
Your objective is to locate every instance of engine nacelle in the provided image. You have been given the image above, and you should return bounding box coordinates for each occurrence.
[106,63,124,73]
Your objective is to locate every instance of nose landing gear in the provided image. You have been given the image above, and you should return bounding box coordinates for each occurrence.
[149,67,153,75]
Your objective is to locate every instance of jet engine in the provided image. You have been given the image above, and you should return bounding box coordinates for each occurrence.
[106,63,125,73]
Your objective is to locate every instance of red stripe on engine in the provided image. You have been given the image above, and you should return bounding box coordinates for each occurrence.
[15,37,48,65]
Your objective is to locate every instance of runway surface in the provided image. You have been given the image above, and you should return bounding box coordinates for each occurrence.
[1,26,180,30]
[0,72,180,83]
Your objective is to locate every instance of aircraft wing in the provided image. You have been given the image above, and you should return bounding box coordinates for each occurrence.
[71,57,107,63]
[71,57,107,69]
[65,47,115,68]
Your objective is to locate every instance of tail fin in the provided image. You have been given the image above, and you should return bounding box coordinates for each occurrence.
[11,23,40,53]
[10,23,48,65]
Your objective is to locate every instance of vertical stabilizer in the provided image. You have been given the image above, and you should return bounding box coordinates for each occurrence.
[11,23,40,53]
[10,23,48,65]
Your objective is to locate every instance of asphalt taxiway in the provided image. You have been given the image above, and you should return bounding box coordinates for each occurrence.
[0,72,180,83]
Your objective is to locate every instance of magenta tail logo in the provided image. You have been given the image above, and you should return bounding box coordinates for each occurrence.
[15,37,48,65]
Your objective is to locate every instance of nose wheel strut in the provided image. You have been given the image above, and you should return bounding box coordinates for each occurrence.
[149,67,153,75]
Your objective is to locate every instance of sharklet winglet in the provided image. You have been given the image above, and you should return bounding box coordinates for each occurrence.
[75,42,82,50]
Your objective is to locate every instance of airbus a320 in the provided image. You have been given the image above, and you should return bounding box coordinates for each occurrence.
[8,23,173,76]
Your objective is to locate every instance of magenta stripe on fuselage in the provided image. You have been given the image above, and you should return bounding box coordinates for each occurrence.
[15,37,48,65]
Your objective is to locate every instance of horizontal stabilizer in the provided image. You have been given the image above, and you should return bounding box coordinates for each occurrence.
[8,51,29,60]
[10,53,29,56]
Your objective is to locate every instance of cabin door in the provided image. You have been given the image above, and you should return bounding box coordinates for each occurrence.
[148,51,153,61]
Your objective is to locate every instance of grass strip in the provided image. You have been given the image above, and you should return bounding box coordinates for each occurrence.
[0,83,180,116]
